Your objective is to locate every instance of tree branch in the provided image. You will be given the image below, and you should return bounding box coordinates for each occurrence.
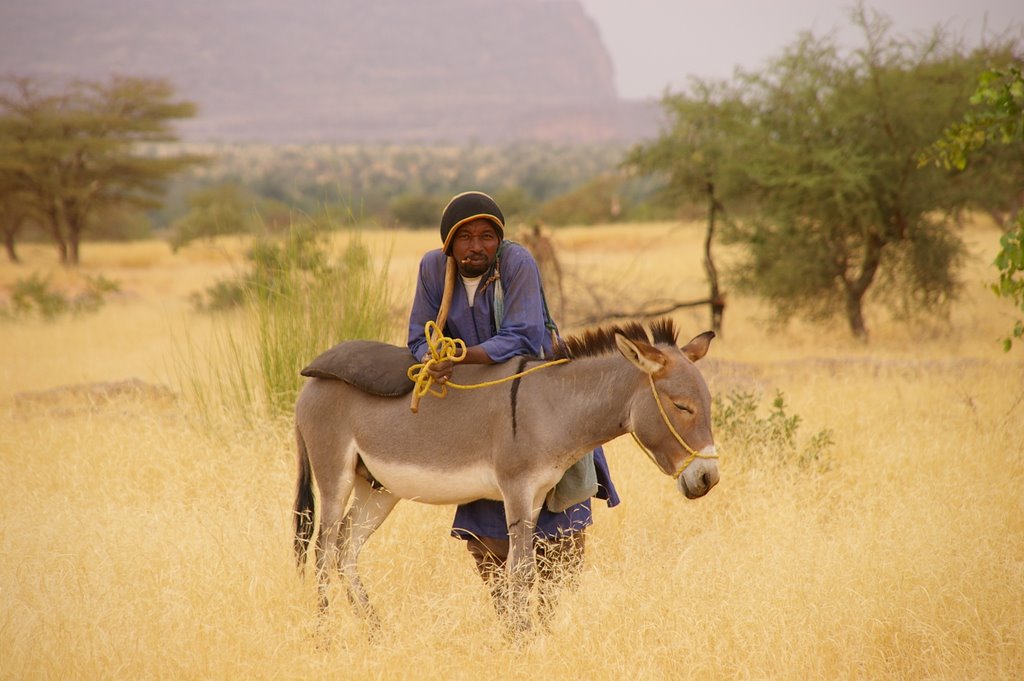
[571,297,723,328]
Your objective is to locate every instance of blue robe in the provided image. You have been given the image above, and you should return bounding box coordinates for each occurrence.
[407,243,620,540]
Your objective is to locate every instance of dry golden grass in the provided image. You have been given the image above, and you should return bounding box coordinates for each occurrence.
[1,219,1021,679]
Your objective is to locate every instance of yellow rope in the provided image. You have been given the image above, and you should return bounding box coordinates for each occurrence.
[407,320,569,411]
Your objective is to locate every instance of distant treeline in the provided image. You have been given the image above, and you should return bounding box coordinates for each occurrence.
[150,142,676,242]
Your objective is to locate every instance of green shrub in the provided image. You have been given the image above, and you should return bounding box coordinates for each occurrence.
[2,273,120,320]
[74,275,121,313]
[536,174,624,226]
[189,279,247,312]
[388,193,439,228]
[993,217,1024,351]
[169,183,257,252]
[712,390,834,471]
[8,273,68,319]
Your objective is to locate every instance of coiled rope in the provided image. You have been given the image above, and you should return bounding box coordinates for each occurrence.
[407,320,569,412]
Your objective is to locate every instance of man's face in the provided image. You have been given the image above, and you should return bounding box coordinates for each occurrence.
[450,219,500,277]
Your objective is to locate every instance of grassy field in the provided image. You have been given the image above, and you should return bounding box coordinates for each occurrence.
[1,219,1021,679]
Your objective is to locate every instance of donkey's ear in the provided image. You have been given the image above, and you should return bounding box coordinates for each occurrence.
[615,333,667,375]
[681,331,715,363]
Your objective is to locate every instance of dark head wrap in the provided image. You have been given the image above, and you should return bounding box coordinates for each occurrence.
[439,191,505,254]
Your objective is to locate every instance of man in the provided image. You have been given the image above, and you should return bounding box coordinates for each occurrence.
[407,190,619,614]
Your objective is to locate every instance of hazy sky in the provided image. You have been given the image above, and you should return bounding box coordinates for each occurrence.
[578,0,1023,99]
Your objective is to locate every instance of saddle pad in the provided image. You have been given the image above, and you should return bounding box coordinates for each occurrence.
[300,340,417,397]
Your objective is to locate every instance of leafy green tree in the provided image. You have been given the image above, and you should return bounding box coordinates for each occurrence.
[629,5,1020,338]
[627,79,753,216]
[170,182,256,251]
[492,186,535,221]
[626,80,752,334]
[927,66,1024,350]
[87,204,155,242]
[0,75,203,265]
[537,174,625,225]
[927,66,1024,170]
[388,192,438,228]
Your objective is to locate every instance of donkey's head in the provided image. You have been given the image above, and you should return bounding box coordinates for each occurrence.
[615,330,719,499]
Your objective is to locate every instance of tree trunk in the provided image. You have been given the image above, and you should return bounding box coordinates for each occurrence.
[842,233,885,340]
[52,227,68,264]
[68,236,80,266]
[65,202,83,266]
[46,203,69,264]
[844,290,869,339]
[2,227,19,263]
[704,181,724,336]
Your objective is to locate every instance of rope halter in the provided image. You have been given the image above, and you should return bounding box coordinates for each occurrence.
[630,373,719,479]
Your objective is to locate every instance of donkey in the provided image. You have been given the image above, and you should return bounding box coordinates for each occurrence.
[293,319,720,633]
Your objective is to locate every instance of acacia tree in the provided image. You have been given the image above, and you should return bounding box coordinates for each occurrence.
[169,182,256,252]
[0,76,203,265]
[627,81,754,335]
[630,6,1021,338]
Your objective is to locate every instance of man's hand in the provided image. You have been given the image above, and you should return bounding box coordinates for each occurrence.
[424,345,495,385]
[427,359,454,384]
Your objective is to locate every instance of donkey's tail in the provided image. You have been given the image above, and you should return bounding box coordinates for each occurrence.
[293,426,316,571]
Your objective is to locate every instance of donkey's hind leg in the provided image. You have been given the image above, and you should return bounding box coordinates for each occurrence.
[337,475,399,629]
[314,462,358,614]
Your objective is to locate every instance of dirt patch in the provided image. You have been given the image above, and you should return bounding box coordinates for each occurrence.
[13,378,177,417]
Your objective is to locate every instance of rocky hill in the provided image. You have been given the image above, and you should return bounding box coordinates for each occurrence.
[0,0,659,143]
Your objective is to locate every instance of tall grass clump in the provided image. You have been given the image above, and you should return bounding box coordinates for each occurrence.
[174,223,393,426]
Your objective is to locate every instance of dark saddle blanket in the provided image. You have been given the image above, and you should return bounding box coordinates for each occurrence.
[300,340,417,397]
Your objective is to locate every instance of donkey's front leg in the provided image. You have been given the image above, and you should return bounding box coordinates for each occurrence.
[503,491,545,636]
[338,476,399,633]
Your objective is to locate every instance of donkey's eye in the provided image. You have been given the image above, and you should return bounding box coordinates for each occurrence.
[673,402,694,414]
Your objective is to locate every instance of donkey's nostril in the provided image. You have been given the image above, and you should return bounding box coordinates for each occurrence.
[704,467,720,491]
[678,463,720,499]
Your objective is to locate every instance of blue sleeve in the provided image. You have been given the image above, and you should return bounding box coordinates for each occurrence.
[478,244,549,362]
[407,250,446,360]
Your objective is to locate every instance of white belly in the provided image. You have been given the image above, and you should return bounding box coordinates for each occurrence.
[360,456,501,505]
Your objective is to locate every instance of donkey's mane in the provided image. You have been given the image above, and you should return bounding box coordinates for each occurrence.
[552,318,680,360]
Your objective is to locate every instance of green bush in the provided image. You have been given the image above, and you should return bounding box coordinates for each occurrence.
[536,174,624,226]
[169,183,257,252]
[993,213,1024,351]
[712,390,834,471]
[388,193,439,228]
[2,273,120,320]
[8,273,68,319]
[189,279,246,312]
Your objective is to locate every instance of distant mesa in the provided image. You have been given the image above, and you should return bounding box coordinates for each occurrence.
[0,0,661,143]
